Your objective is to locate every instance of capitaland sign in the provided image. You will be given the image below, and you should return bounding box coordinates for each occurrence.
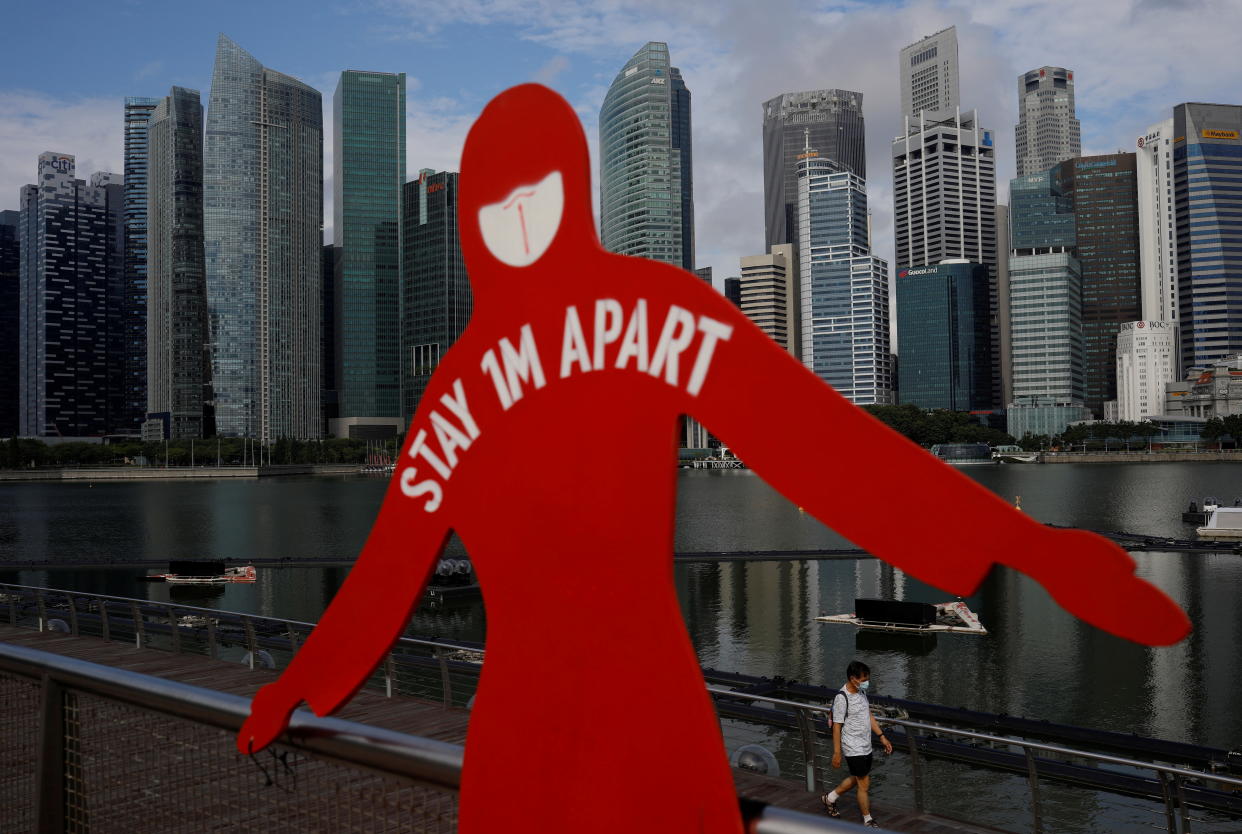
[1076,159,1118,170]
[1202,129,1240,140]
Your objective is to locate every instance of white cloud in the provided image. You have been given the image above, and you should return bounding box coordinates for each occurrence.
[0,92,122,208]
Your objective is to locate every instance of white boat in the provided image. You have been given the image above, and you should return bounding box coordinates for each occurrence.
[163,565,257,585]
[1196,506,1242,540]
[817,599,987,636]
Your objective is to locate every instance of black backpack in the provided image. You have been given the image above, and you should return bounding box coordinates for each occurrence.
[827,689,851,729]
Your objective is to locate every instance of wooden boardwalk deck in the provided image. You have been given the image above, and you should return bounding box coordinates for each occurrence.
[0,625,1004,833]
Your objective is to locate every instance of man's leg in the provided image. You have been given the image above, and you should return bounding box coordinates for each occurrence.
[856,774,870,817]
[832,775,856,795]
[821,775,855,817]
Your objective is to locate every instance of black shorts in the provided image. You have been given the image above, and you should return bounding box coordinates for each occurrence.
[845,753,873,778]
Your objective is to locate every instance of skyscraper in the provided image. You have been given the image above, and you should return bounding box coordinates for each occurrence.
[762,90,865,249]
[600,42,694,271]
[1174,103,1242,373]
[739,244,797,356]
[1136,118,1178,327]
[1015,67,1081,176]
[1116,321,1176,421]
[123,96,159,435]
[204,35,323,441]
[798,153,892,404]
[899,27,959,120]
[892,110,999,405]
[1006,168,1090,437]
[18,154,123,437]
[896,260,992,411]
[0,210,18,438]
[147,86,211,440]
[1054,154,1140,417]
[332,70,406,439]
[401,170,470,424]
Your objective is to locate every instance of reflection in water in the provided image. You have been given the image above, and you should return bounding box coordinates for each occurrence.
[2,466,1241,748]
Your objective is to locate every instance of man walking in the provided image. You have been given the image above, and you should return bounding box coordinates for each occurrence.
[822,660,893,828]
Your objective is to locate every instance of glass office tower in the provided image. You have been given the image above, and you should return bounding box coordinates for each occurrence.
[600,42,694,271]
[896,260,992,411]
[762,90,865,250]
[332,70,406,437]
[204,35,323,441]
[147,86,211,439]
[401,170,470,423]
[797,154,892,405]
[1174,103,1242,373]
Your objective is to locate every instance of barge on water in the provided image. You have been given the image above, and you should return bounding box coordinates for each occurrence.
[816,597,987,635]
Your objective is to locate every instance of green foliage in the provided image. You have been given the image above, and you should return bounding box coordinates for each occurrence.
[860,404,1016,448]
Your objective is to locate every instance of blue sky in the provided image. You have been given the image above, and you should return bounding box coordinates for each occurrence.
[2,0,1240,278]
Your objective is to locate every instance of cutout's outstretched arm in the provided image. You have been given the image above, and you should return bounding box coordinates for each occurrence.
[687,298,1189,647]
[237,496,451,753]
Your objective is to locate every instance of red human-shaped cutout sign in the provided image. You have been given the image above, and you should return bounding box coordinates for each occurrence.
[239,84,1190,833]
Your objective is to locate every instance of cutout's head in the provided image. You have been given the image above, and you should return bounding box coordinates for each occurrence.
[459,84,596,285]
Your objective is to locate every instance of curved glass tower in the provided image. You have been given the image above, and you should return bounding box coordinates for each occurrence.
[599,42,694,272]
[204,35,323,441]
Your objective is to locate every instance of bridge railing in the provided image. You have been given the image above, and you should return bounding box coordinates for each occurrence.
[0,640,867,833]
[710,686,1242,834]
[6,582,1242,832]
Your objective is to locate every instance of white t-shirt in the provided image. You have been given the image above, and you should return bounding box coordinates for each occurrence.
[831,686,872,757]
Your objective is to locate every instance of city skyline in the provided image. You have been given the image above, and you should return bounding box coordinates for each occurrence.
[2,0,1239,286]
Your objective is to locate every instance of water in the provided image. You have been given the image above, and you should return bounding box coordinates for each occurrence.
[2,464,1241,829]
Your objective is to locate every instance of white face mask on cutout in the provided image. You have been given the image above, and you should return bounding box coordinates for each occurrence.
[478,170,564,268]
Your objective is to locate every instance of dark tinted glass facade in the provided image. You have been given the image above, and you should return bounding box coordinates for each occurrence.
[333,71,405,422]
[1174,103,1242,373]
[1054,153,1139,416]
[123,97,159,434]
[147,87,211,439]
[762,89,865,250]
[401,171,470,421]
[18,155,122,436]
[0,210,18,437]
[896,261,992,411]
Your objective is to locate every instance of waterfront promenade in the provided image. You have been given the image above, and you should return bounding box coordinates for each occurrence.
[0,463,361,482]
[0,623,1003,833]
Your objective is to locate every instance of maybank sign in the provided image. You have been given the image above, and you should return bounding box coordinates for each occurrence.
[1202,128,1240,140]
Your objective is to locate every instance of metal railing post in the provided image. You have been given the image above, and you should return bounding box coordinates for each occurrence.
[793,706,820,792]
[436,648,452,707]
[34,674,66,833]
[64,593,79,636]
[242,617,257,669]
[167,605,181,654]
[98,600,110,642]
[206,618,218,660]
[1023,747,1044,834]
[906,731,925,813]
[1173,774,1191,833]
[1157,771,1178,833]
[130,601,144,648]
[36,590,46,631]
[385,653,395,698]
[286,623,300,655]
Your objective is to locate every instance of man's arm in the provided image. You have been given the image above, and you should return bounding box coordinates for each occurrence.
[237,477,451,753]
[869,712,892,755]
[831,722,843,769]
[673,278,1189,647]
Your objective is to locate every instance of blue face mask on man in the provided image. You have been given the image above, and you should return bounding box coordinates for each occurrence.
[858,680,870,691]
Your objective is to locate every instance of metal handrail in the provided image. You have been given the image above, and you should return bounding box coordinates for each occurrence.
[0,640,872,833]
[0,581,475,655]
[707,685,1242,790]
